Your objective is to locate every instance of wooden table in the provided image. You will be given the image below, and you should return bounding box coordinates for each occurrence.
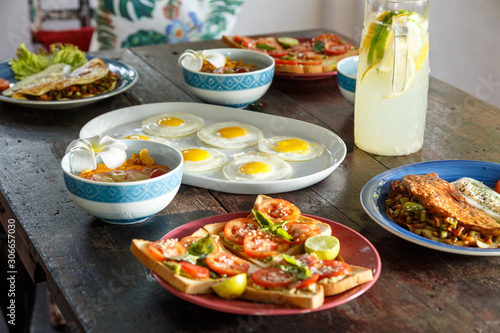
[1,29,499,333]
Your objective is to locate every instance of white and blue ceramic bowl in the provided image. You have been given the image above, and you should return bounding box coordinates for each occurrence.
[181,48,275,108]
[61,140,183,224]
[337,55,358,105]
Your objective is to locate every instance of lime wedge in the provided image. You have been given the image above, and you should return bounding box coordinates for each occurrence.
[277,37,299,48]
[212,273,247,300]
[305,235,340,260]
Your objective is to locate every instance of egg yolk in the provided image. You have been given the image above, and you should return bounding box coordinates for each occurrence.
[123,135,151,140]
[181,148,211,162]
[238,161,272,175]
[274,138,310,154]
[156,117,185,127]
[216,126,248,139]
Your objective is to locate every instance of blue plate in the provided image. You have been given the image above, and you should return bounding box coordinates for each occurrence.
[0,57,138,109]
[360,160,500,256]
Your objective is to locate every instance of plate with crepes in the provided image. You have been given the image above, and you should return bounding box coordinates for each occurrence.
[151,212,381,315]
[361,160,500,256]
[0,57,138,109]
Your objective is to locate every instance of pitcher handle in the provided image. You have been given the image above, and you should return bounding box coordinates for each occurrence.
[392,14,409,93]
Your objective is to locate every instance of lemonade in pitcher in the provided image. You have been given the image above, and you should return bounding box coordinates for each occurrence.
[354,1,429,156]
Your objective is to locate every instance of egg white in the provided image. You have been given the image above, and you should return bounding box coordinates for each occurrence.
[121,134,172,145]
[142,112,204,138]
[197,121,263,149]
[257,136,324,161]
[178,147,228,173]
[223,152,293,182]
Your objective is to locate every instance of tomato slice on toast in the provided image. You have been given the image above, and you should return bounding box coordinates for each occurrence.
[243,231,290,258]
[178,261,210,279]
[148,239,186,261]
[251,267,295,289]
[206,252,250,276]
[224,218,260,245]
[282,221,321,245]
[311,260,351,279]
[257,198,301,224]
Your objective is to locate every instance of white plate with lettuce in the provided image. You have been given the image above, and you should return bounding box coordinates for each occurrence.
[0,44,138,109]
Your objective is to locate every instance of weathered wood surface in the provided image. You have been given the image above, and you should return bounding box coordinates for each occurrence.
[0,29,499,332]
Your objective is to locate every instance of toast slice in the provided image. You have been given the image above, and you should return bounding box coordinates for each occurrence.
[131,238,225,294]
[318,265,374,296]
[241,283,325,309]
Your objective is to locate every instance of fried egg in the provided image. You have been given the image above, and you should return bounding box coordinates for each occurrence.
[178,147,228,173]
[223,152,293,182]
[197,121,263,149]
[257,136,324,161]
[121,134,171,145]
[142,112,204,138]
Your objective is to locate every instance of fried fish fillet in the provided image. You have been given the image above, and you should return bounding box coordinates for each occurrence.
[399,173,500,236]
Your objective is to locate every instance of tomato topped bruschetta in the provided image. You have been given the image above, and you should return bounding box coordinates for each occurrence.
[222,34,359,74]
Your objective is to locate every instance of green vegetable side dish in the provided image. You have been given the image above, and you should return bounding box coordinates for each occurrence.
[9,43,88,80]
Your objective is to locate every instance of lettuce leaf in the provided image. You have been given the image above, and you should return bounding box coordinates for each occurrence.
[9,43,87,80]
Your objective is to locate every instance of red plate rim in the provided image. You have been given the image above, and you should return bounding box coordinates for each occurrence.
[151,211,381,315]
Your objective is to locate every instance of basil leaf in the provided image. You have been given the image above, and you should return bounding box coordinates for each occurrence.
[282,254,312,280]
[187,235,214,258]
[276,228,293,241]
[168,253,199,265]
[253,209,272,227]
[313,40,325,54]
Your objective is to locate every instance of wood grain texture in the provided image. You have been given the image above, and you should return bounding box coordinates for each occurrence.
[0,30,498,332]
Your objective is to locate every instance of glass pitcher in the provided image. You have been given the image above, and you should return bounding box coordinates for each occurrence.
[354,0,430,156]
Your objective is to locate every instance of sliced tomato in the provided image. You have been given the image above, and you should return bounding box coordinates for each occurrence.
[234,35,256,48]
[312,34,340,43]
[495,180,500,194]
[206,252,250,276]
[243,231,290,258]
[282,222,321,245]
[224,218,260,245]
[251,267,295,289]
[268,50,289,58]
[178,261,210,279]
[288,274,320,289]
[293,253,320,267]
[148,239,186,261]
[257,198,301,223]
[179,236,219,252]
[0,78,10,91]
[311,260,351,279]
[297,51,323,60]
[324,41,352,55]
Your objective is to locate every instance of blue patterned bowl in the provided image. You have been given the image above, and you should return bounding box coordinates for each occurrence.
[181,48,275,108]
[337,55,358,106]
[61,140,183,224]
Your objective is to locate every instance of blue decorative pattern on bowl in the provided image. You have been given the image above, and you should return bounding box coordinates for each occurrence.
[337,72,356,93]
[182,68,274,91]
[62,167,182,203]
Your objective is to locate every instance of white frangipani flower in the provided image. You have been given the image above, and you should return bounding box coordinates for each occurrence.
[65,135,128,173]
[178,49,226,71]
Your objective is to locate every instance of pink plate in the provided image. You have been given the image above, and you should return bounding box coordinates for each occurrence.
[151,212,381,315]
[274,71,337,80]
